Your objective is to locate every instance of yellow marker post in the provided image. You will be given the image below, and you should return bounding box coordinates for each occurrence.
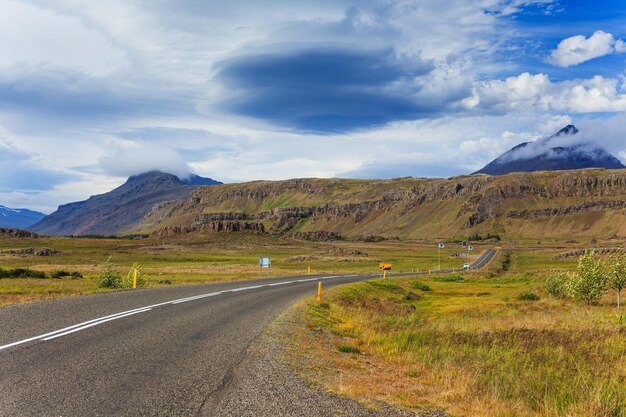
[308,266,311,275]
[132,269,137,289]
[317,281,322,303]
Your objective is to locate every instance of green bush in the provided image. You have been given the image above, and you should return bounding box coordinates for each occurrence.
[97,256,122,288]
[411,281,431,291]
[157,278,172,285]
[50,270,70,279]
[124,263,146,288]
[432,274,464,282]
[50,270,83,279]
[0,267,47,279]
[545,270,568,298]
[567,251,607,305]
[337,344,361,354]
[608,253,626,309]
[517,292,540,301]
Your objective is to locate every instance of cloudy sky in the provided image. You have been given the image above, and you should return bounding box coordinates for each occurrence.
[2,0,626,212]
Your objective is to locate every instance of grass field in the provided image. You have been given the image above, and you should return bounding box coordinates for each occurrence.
[0,233,491,306]
[2,232,624,415]
[288,247,626,417]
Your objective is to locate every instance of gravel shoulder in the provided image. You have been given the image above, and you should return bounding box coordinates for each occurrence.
[201,304,447,417]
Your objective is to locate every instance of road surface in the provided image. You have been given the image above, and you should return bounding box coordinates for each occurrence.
[0,250,496,416]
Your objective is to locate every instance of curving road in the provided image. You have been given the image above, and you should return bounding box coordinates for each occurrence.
[0,250,496,416]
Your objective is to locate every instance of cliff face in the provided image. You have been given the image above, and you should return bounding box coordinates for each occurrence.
[136,169,626,240]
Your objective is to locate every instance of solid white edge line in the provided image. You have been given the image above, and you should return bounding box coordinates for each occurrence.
[0,274,357,351]
[42,308,152,341]
[0,306,160,351]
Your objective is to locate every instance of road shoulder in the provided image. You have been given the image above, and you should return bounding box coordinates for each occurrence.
[200,300,444,417]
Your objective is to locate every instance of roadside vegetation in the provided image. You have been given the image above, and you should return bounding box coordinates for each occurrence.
[0,234,495,306]
[291,249,626,416]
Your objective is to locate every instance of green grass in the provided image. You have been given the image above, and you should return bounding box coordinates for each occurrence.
[292,247,626,416]
[0,235,493,305]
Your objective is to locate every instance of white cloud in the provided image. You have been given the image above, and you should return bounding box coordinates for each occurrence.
[0,0,126,75]
[99,141,192,180]
[465,73,626,113]
[547,31,625,67]
[2,0,625,214]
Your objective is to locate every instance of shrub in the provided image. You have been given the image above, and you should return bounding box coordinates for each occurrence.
[432,274,464,282]
[157,278,172,285]
[517,291,540,301]
[50,270,83,279]
[567,251,607,305]
[125,263,146,288]
[608,253,626,309]
[337,344,361,354]
[545,270,568,298]
[411,281,431,291]
[50,270,70,279]
[97,256,122,288]
[0,267,47,279]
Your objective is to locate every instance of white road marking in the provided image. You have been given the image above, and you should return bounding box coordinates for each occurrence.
[42,308,152,341]
[0,274,358,351]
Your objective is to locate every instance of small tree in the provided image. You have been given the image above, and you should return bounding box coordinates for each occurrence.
[567,251,607,305]
[607,253,626,309]
[545,269,568,298]
[97,256,122,288]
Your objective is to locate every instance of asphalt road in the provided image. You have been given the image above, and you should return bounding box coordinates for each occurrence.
[0,250,496,416]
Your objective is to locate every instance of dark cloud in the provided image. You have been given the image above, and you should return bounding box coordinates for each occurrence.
[214,47,435,132]
[0,66,198,134]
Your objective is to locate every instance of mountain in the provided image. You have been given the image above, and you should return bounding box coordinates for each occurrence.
[133,169,626,241]
[474,125,625,176]
[30,171,222,236]
[0,205,45,229]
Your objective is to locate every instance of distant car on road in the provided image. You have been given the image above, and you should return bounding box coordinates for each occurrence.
[463,263,470,269]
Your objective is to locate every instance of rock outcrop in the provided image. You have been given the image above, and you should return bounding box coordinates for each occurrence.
[0,228,39,238]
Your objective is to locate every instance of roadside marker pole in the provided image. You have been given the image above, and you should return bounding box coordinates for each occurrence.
[308,266,311,275]
[317,281,322,303]
[132,269,137,289]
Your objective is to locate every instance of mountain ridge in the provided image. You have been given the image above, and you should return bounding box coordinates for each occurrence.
[0,205,46,229]
[134,169,626,240]
[30,171,222,236]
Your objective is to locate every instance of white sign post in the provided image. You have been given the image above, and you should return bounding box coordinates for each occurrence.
[466,245,473,269]
[259,257,271,277]
[437,243,445,271]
